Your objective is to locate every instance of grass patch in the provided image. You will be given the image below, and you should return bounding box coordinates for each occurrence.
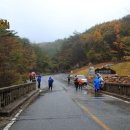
[111,61,130,76]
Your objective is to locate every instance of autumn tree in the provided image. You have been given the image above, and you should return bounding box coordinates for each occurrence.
[0,30,36,87]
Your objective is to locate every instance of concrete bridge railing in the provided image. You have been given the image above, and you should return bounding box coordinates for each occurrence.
[0,82,36,110]
[103,82,130,97]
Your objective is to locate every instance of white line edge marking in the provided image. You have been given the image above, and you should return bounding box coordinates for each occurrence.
[105,95,130,104]
[3,109,23,130]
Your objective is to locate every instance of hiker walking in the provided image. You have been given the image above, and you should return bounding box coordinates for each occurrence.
[93,76,100,94]
[74,75,79,91]
[48,76,54,91]
[78,78,83,90]
[67,74,71,84]
[37,74,42,89]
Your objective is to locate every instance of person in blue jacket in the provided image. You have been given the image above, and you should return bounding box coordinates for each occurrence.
[93,76,100,93]
[48,76,54,91]
[37,74,42,89]
[67,74,71,84]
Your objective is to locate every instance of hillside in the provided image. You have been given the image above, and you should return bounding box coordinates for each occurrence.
[37,15,130,73]
[111,61,130,76]
[73,61,130,76]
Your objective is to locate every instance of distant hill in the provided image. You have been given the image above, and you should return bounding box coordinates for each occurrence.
[38,39,65,57]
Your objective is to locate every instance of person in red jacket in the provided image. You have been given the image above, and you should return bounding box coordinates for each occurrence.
[78,79,83,90]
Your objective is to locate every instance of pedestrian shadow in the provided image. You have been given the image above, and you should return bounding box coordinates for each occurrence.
[48,89,63,93]
[81,88,104,99]
[94,93,103,97]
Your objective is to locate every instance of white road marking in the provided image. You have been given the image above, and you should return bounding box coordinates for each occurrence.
[3,109,23,130]
[105,95,130,104]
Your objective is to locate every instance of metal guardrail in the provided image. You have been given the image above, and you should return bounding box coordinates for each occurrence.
[103,82,130,97]
[0,82,36,110]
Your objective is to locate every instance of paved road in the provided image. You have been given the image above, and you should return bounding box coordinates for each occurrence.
[5,74,130,130]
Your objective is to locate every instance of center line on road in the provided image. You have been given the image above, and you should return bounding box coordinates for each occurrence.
[75,100,111,130]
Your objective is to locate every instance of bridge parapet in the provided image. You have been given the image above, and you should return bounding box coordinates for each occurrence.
[103,82,130,99]
[0,82,36,110]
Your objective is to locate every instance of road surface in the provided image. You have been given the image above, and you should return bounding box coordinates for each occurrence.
[3,74,130,130]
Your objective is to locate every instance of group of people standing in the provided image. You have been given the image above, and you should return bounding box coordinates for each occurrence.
[67,73,104,93]
[73,75,83,91]
[29,72,54,91]
[67,74,83,91]
[30,72,104,93]
[37,75,54,91]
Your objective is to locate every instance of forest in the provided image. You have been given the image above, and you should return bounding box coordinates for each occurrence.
[0,15,130,87]
[39,15,130,72]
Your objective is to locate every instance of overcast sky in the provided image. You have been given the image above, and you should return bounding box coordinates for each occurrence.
[0,0,130,43]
